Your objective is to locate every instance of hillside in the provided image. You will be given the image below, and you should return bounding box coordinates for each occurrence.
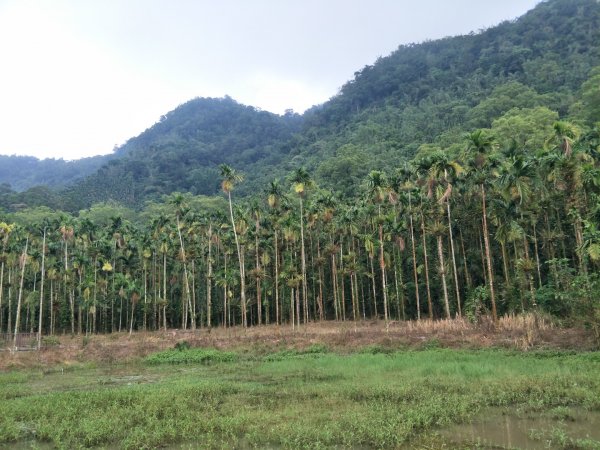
[0,154,111,192]
[60,97,302,210]
[1,0,599,211]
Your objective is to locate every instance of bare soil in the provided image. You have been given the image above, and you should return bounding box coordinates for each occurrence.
[1,315,596,371]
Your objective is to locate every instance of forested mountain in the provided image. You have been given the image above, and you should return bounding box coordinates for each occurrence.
[0,154,111,192]
[1,0,598,211]
[60,97,302,210]
[291,0,600,196]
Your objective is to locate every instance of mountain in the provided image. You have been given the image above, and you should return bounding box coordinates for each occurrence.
[60,96,303,210]
[0,154,112,192]
[2,0,599,212]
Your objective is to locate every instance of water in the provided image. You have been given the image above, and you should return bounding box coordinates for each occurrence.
[437,407,600,449]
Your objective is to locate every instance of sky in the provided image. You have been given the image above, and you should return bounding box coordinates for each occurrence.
[0,0,541,161]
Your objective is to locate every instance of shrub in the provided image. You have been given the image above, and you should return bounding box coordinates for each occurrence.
[145,348,237,365]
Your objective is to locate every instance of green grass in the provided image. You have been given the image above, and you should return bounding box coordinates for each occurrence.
[144,347,237,365]
[0,348,599,449]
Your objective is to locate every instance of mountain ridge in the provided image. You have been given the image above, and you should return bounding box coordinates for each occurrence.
[1,0,598,211]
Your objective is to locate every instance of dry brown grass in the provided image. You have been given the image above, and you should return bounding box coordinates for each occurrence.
[0,315,596,371]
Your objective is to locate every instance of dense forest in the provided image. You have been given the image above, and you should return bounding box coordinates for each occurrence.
[1,0,599,341]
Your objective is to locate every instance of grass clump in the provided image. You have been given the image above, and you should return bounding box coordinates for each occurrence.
[145,347,237,365]
[264,343,329,361]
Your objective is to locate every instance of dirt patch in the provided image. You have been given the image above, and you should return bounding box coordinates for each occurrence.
[1,316,596,371]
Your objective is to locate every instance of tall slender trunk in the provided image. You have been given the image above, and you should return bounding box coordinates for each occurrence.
[481,184,497,322]
[50,279,54,335]
[93,259,98,333]
[459,228,472,289]
[223,253,228,328]
[0,260,4,334]
[532,223,542,288]
[255,216,262,326]
[409,196,421,320]
[143,265,147,331]
[445,193,461,316]
[317,239,324,321]
[331,250,339,321]
[13,238,28,348]
[207,223,213,329]
[175,215,194,330]
[64,239,75,335]
[7,268,12,339]
[369,255,377,318]
[227,192,246,327]
[420,212,433,320]
[162,252,167,331]
[339,243,346,321]
[299,197,308,324]
[37,229,46,348]
[437,234,451,319]
[274,229,280,325]
[378,215,389,330]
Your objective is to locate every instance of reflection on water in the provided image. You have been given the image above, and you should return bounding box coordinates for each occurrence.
[438,407,600,449]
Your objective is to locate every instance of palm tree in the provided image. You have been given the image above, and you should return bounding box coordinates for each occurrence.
[59,222,75,334]
[267,179,283,325]
[37,224,47,348]
[426,151,464,317]
[168,193,195,330]
[13,233,28,348]
[366,170,391,328]
[466,129,499,323]
[0,222,15,334]
[290,168,314,325]
[219,164,247,327]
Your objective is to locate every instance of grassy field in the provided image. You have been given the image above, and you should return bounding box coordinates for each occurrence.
[1,341,599,449]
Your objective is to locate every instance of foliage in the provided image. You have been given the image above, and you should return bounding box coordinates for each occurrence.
[144,347,237,365]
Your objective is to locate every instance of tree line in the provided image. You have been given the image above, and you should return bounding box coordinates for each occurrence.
[1,122,599,344]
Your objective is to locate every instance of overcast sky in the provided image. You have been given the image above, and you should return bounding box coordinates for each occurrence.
[0,0,540,160]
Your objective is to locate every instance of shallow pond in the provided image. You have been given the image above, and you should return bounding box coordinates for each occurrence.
[436,407,600,449]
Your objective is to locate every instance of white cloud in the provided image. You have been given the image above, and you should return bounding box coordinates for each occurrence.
[236,72,331,115]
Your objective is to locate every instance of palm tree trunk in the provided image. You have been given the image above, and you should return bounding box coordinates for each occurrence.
[299,197,308,324]
[369,255,377,318]
[227,192,246,328]
[162,252,167,331]
[175,215,194,330]
[0,261,5,334]
[7,268,12,339]
[420,212,433,320]
[378,221,389,329]
[317,239,324,321]
[274,229,280,325]
[143,266,147,331]
[50,279,54,335]
[37,228,46,348]
[532,223,542,288]
[446,199,461,316]
[93,259,98,333]
[331,251,339,321]
[459,228,472,289]
[437,234,451,319]
[255,216,262,326]
[409,203,421,320]
[481,184,497,322]
[207,223,213,329]
[339,243,346,321]
[13,238,28,348]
